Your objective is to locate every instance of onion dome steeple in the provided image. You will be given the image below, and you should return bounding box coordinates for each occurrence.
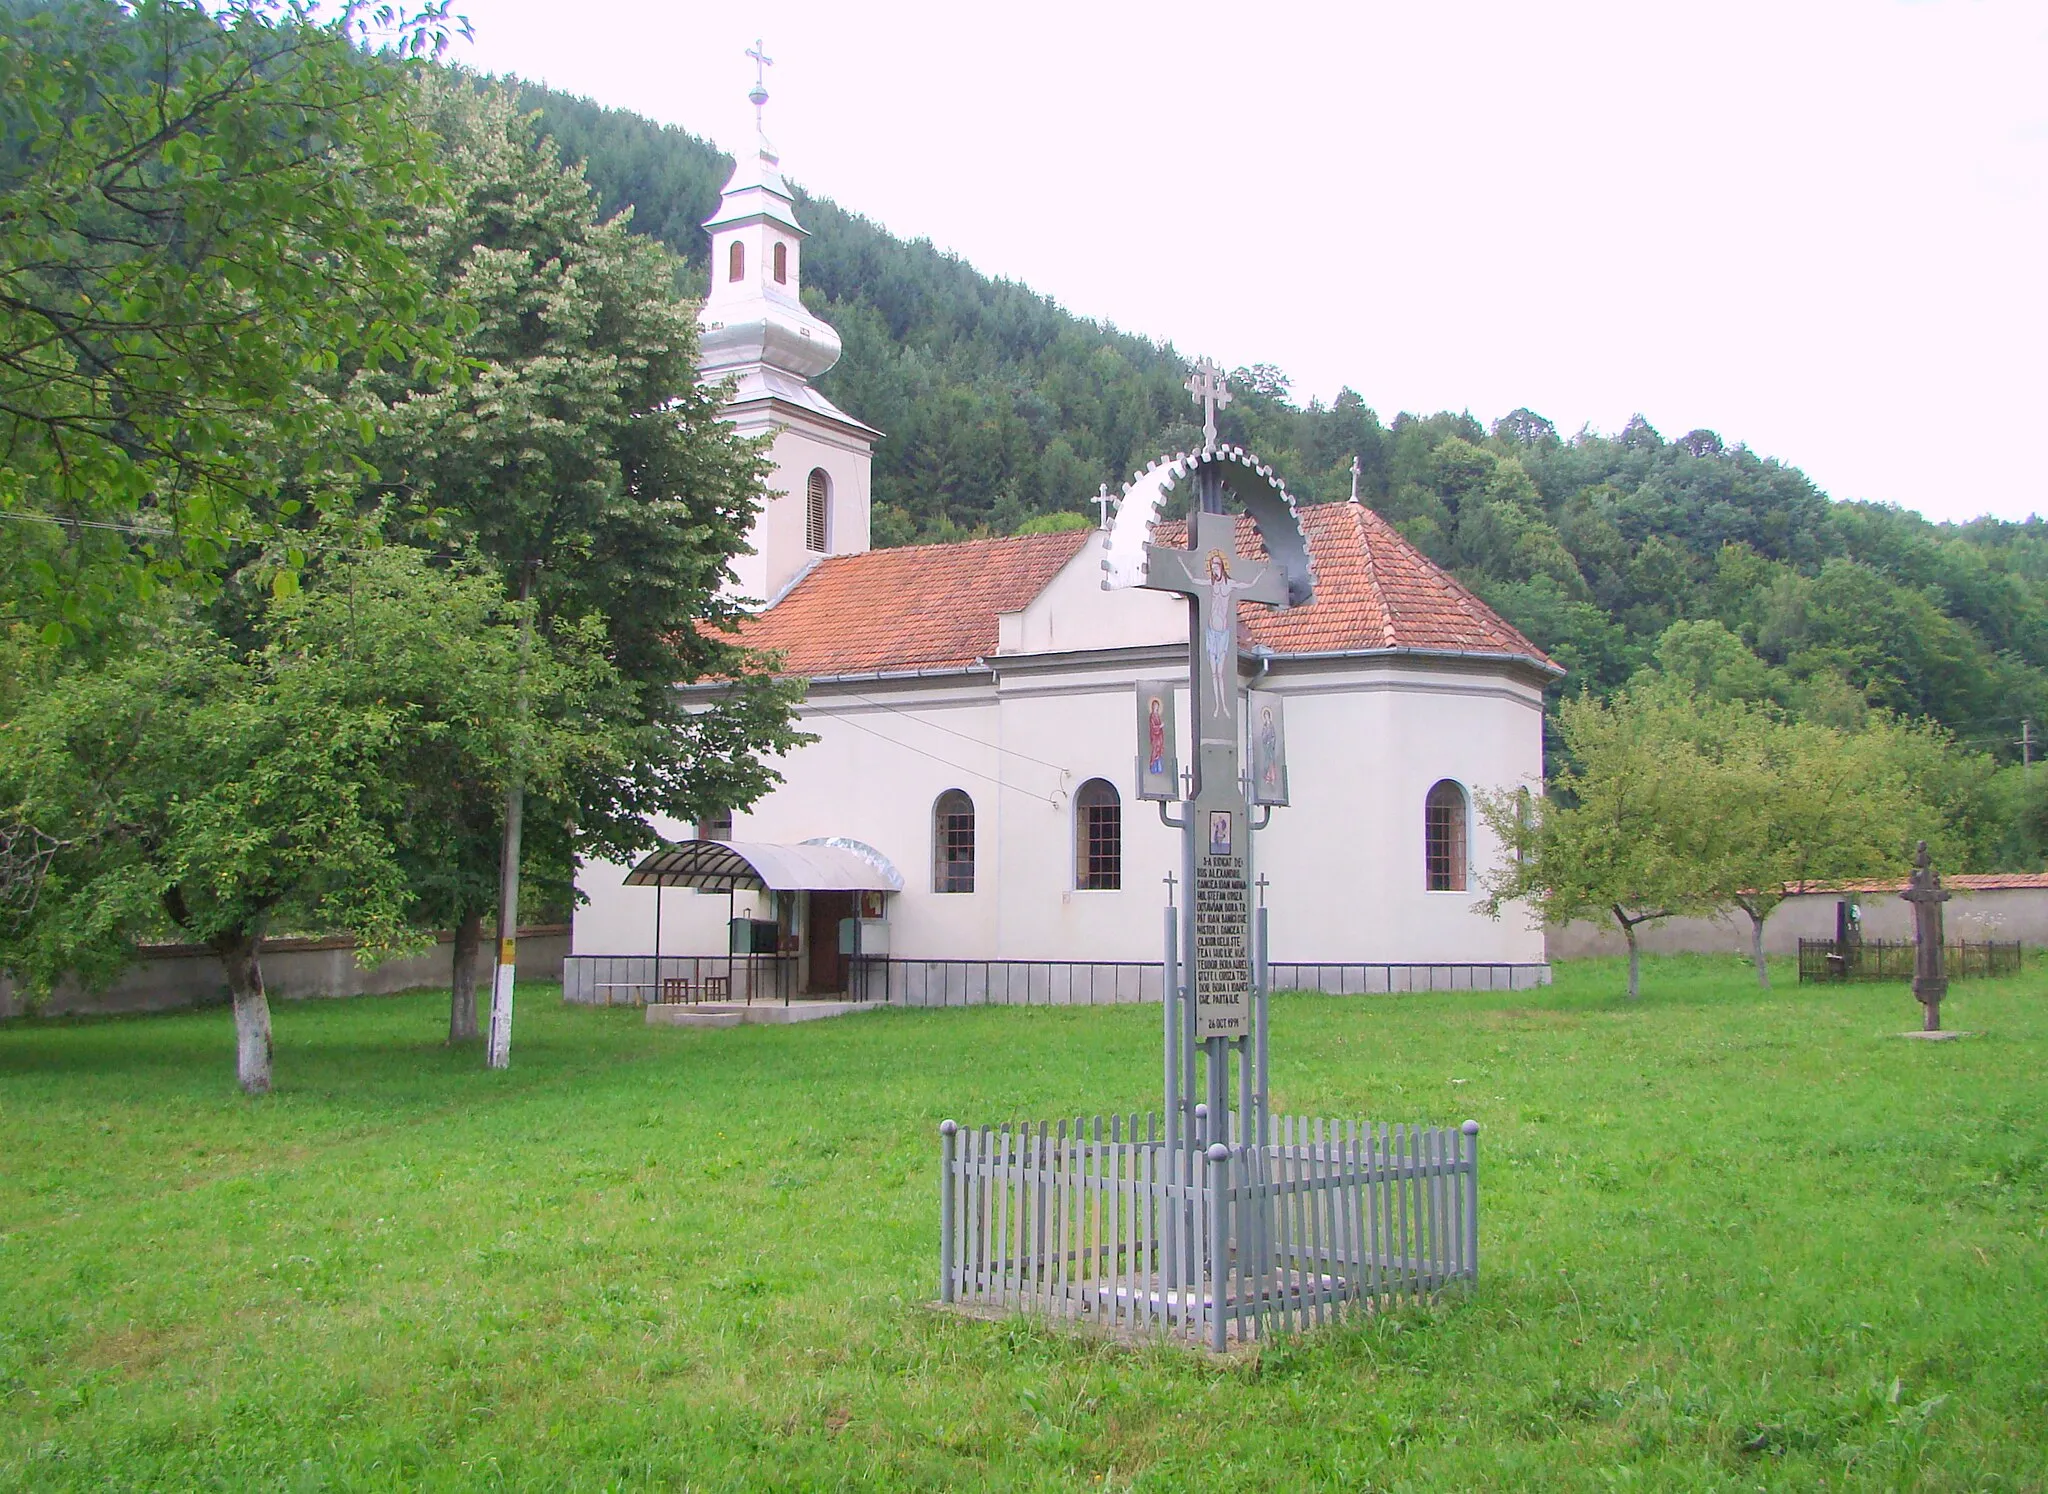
[696,42,857,401]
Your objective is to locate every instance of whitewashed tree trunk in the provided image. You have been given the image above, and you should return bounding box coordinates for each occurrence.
[449,906,481,1043]
[1623,922,1641,1001]
[486,780,522,1070]
[1746,907,1770,990]
[486,571,533,1072]
[216,930,273,1095]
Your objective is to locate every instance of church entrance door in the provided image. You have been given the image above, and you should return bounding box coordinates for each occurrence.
[805,891,853,994]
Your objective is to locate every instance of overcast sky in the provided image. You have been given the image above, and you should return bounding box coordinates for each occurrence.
[447,0,2046,525]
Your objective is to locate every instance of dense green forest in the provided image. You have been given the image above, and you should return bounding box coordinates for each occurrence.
[517,82,2048,797]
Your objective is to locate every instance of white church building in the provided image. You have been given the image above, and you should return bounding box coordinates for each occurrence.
[568,103,1559,1002]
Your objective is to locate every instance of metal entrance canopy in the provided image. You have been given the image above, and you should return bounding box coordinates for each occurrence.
[623,838,902,893]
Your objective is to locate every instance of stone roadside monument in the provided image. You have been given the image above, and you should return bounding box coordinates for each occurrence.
[1900,839,1959,1039]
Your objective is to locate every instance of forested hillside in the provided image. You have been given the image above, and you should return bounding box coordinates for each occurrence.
[517,81,2048,797]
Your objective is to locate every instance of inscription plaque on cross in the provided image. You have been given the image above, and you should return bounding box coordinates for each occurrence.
[1140,459,1287,1040]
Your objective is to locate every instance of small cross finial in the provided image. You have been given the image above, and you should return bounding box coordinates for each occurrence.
[1185,357,1231,449]
[1094,483,1115,530]
[1349,455,1362,502]
[745,39,774,126]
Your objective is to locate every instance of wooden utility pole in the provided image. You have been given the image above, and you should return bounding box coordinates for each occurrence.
[486,568,536,1070]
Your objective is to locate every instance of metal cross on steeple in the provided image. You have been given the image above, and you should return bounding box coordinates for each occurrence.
[1186,357,1231,449]
[1095,483,1115,529]
[745,39,774,126]
[1350,454,1362,502]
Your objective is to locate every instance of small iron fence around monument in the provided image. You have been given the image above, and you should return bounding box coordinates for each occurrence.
[1796,939,2022,984]
[939,1112,1478,1350]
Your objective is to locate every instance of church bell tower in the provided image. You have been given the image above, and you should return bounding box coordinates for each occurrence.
[699,43,879,606]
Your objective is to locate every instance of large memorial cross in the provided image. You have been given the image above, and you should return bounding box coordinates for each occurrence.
[1102,355,1315,1147]
[1140,403,1287,1042]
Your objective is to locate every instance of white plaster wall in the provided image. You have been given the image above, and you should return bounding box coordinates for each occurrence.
[1257,662,1546,964]
[717,687,1010,960]
[724,414,873,604]
[1546,886,2048,960]
[988,669,1190,961]
[572,656,1550,967]
[1001,533,1186,654]
[705,221,803,313]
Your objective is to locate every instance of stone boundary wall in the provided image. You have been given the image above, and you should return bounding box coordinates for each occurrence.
[1545,886,2048,962]
[0,926,570,1019]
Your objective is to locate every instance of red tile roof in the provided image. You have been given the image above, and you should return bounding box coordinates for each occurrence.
[740,502,1558,678]
[740,528,1092,675]
[1154,505,1554,661]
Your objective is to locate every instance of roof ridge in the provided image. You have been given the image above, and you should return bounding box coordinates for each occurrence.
[844,527,1094,560]
[1352,504,1549,662]
[1344,502,1399,649]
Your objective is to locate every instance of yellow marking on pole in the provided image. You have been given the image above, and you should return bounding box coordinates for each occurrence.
[499,939,517,964]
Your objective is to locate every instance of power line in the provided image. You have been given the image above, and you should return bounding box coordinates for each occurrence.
[0,508,175,537]
[829,712,1063,807]
[843,690,1074,775]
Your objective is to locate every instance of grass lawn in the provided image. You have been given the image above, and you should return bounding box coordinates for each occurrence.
[1,957,2043,1491]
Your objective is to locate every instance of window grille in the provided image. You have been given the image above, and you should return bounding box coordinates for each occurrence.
[1076,779,1122,890]
[805,468,829,552]
[773,241,788,283]
[728,240,744,282]
[934,790,975,893]
[696,810,733,842]
[1425,780,1469,892]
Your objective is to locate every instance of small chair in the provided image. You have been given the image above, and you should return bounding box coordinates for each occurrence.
[702,976,730,1001]
[660,976,693,1004]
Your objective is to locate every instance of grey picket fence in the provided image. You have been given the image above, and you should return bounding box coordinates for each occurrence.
[938,1113,1478,1350]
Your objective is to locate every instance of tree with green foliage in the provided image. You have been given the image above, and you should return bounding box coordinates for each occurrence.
[1480,689,1730,1000]
[1013,511,1093,536]
[267,544,622,1043]
[1658,698,1926,988]
[0,0,462,635]
[364,79,807,1052]
[0,542,599,1091]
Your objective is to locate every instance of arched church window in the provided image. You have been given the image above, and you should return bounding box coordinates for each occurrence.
[728,240,745,283]
[934,790,975,893]
[805,468,829,552]
[773,241,788,284]
[1076,779,1121,890]
[1425,779,1469,892]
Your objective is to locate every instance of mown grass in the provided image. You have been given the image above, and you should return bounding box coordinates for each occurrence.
[0,956,2043,1490]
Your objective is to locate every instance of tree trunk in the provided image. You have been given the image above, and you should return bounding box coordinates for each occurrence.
[214,929,273,1095]
[1618,911,1641,1001]
[487,568,534,1072]
[486,779,523,1070]
[448,906,482,1043]
[1746,906,1770,990]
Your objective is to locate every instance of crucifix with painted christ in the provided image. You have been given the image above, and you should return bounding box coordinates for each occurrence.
[1101,371,1315,1140]
[1143,470,1286,1044]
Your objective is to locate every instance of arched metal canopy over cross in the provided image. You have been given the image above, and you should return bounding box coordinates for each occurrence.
[1098,444,1315,608]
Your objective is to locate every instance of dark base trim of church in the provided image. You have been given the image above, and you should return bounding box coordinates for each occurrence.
[848,958,1550,1007]
[564,956,1550,1007]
